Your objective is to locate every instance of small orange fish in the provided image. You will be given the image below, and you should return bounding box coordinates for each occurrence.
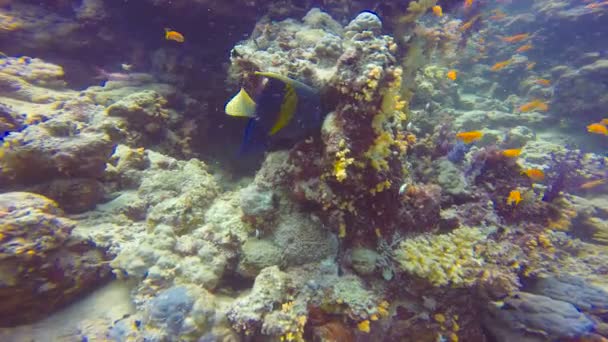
[522,169,545,181]
[432,5,443,17]
[507,190,522,206]
[447,70,457,81]
[519,99,549,112]
[526,62,537,70]
[502,149,522,158]
[587,123,608,135]
[580,178,607,190]
[456,131,483,144]
[516,43,533,53]
[164,28,185,43]
[586,1,608,9]
[464,0,473,8]
[489,9,507,21]
[491,59,512,71]
[535,79,551,86]
[459,14,481,32]
[600,118,608,125]
[501,33,530,43]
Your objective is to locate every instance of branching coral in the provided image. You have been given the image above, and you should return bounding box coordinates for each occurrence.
[394,227,488,286]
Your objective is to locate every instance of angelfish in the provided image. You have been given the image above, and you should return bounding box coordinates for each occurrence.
[225,71,322,152]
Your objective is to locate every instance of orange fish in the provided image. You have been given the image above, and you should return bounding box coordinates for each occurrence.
[491,59,512,71]
[522,169,545,181]
[456,131,483,144]
[516,43,533,53]
[501,33,530,43]
[502,149,522,158]
[600,118,608,125]
[507,190,522,206]
[519,99,549,112]
[464,0,473,8]
[164,28,185,43]
[526,62,537,70]
[489,9,507,21]
[447,70,457,81]
[459,14,481,32]
[535,79,551,86]
[580,178,607,190]
[432,5,443,17]
[587,123,608,135]
[586,1,608,9]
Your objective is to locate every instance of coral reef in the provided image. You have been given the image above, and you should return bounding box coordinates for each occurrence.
[0,192,111,326]
[1,1,608,342]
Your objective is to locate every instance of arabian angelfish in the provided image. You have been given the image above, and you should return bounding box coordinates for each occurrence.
[225,71,322,152]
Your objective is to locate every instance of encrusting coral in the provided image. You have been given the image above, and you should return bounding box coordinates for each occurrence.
[394,226,489,286]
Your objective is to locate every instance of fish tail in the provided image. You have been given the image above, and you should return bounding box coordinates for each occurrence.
[239,118,257,155]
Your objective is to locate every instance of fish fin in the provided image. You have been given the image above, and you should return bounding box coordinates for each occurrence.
[225,88,256,117]
[254,71,316,93]
[269,83,298,135]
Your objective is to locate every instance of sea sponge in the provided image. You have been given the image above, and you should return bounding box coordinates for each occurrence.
[395,227,488,286]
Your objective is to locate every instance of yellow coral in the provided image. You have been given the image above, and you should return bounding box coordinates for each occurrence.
[370,179,392,195]
[357,320,371,333]
[338,223,346,238]
[395,227,488,286]
[334,139,354,182]
[364,67,407,172]
[377,301,390,317]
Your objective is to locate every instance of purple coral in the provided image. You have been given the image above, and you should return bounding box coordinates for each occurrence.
[542,150,584,202]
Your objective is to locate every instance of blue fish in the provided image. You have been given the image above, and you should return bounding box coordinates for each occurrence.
[225,71,322,153]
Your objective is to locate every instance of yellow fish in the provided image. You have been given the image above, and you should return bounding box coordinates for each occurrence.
[447,70,457,81]
[456,131,483,144]
[491,59,512,71]
[164,28,185,43]
[519,99,549,112]
[507,190,522,206]
[521,168,545,181]
[502,149,522,158]
[580,178,607,190]
[587,123,608,135]
[535,79,551,86]
[516,43,533,53]
[432,5,443,17]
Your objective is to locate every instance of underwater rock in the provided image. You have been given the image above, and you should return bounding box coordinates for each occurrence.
[0,103,24,139]
[237,238,283,278]
[105,89,176,147]
[527,275,608,314]
[344,11,382,36]
[0,57,115,187]
[0,3,115,55]
[436,159,468,197]
[552,59,608,124]
[0,192,111,326]
[146,286,194,336]
[483,292,595,342]
[227,266,291,332]
[503,126,535,149]
[239,183,275,218]
[141,285,218,341]
[139,158,220,234]
[27,178,105,214]
[349,247,380,276]
[399,184,442,232]
[270,205,338,266]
